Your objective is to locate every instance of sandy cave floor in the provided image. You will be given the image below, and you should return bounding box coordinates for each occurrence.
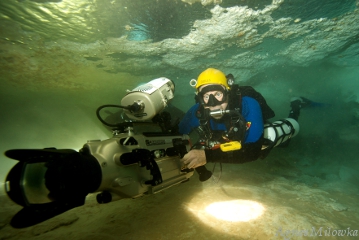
[1,151,359,240]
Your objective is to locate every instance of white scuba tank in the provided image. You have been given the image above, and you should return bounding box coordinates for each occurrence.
[262,118,299,149]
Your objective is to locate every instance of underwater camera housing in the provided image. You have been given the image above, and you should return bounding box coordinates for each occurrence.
[4,77,194,228]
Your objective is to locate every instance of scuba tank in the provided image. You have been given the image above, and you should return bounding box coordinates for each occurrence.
[262,118,299,149]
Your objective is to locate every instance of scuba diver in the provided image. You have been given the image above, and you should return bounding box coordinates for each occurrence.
[178,68,315,170]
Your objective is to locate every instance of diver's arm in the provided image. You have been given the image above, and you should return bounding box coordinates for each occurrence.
[182,149,206,168]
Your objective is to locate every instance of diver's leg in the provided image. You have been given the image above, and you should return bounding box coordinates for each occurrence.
[288,97,313,120]
[279,97,313,147]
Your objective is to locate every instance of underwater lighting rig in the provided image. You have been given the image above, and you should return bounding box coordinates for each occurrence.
[4,77,213,228]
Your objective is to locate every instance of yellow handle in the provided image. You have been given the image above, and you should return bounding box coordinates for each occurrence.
[220,141,242,152]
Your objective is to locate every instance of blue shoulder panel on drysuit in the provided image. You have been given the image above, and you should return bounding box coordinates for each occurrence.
[178,97,263,143]
[241,96,263,143]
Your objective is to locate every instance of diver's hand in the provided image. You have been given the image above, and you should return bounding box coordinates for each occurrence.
[181,149,207,169]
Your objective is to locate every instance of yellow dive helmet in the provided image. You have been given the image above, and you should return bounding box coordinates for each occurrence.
[192,68,230,92]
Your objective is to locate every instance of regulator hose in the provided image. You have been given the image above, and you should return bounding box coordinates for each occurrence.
[96,104,129,127]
